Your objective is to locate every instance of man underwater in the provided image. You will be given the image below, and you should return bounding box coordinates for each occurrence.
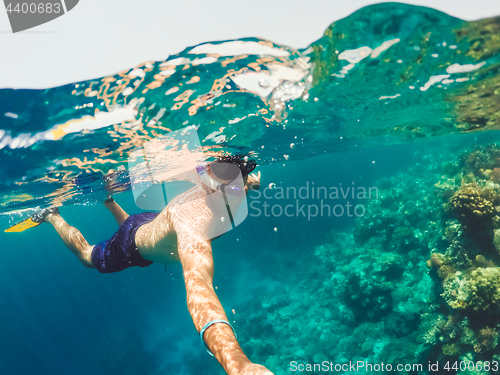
[38,156,273,375]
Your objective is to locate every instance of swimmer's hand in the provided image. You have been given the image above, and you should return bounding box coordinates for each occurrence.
[103,172,116,199]
[103,169,126,199]
[238,363,274,375]
[247,171,261,191]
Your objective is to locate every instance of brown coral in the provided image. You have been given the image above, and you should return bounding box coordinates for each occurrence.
[448,184,497,230]
[491,168,500,183]
[442,343,460,356]
[468,267,500,313]
[442,315,461,339]
[437,265,456,280]
[460,146,500,176]
[474,327,498,353]
[474,255,495,268]
[428,253,445,268]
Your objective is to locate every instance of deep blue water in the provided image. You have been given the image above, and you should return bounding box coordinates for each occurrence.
[1,2,499,374]
[1,131,498,374]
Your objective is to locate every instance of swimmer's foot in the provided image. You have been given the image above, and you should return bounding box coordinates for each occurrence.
[31,206,60,224]
[4,206,59,233]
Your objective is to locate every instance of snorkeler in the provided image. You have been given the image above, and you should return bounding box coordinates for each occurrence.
[33,156,272,375]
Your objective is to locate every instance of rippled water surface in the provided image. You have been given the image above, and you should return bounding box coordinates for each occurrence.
[1,3,498,214]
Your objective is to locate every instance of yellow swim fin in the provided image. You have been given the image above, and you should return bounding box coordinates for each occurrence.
[4,207,59,233]
[4,217,42,232]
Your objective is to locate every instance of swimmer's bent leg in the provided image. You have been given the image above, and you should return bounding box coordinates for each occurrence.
[45,213,95,268]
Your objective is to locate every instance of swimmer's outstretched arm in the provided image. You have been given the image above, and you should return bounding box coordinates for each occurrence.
[102,171,129,225]
[103,197,129,226]
[178,234,274,375]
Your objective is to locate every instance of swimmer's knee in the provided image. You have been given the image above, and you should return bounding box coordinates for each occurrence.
[80,245,95,269]
[81,259,95,268]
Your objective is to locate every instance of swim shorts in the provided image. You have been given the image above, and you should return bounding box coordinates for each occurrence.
[91,212,159,273]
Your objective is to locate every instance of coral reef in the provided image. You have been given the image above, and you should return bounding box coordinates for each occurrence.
[447,183,498,231]
[422,146,500,364]
[234,144,500,374]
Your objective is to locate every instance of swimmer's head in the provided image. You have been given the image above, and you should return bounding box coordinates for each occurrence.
[196,155,256,195]
[210,155,257,181]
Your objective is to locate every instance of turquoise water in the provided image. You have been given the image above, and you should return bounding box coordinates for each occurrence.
[1,2,499,374]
